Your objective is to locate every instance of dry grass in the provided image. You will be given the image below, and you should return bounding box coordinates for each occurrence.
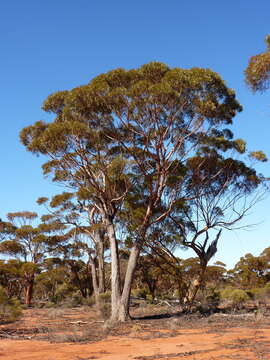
[44,308,66,320]
[2,303,270,345]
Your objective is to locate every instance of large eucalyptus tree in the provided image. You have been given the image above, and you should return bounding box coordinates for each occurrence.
[20,62,263,320]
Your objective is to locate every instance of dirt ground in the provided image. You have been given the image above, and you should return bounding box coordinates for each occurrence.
[1,306,270,360]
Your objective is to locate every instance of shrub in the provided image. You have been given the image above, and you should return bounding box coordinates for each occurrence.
[131,288,148,299]
[248,288,265,300]
[220,287,234,299]
[263,282,270,295]
[82,296,95,307]
[98,291,111,304]
[229,289,249,305]
[0,286,22,323]
[220,288,249,309]
[44,301,57,309]
[61,292,85,308]
[99,303,111,319]
[197,289,221,313]
[54,283,75,303]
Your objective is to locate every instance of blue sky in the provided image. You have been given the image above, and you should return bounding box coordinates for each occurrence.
[1,0,270,268]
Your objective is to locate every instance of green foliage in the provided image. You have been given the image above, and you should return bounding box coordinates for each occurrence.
[0,286,22,323]
[247,288,265,300]
[0,240,24,256]
[36,197,49,205]
[54,283,75,303]
[98,291,111,303]
[247,282,270,301]
[220,288,249,308]
[245,35,270,91]
[50,192,74,208]
[232,252,269,289]
[249,151,268,162]
[229,289,249,306]
[264,281,270,292]
[131,288,148,299]
[196,289,221,314]
[44,301,57,309]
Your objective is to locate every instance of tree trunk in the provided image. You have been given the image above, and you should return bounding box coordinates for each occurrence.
[106,218,121,321]
[24,279,34,307]
[117,244,141,322]
[146,280,156,303]
[97,239,105,293]
[89,261,100,306]
[187,264,207,309]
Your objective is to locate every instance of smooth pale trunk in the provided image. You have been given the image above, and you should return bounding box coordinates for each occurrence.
[90,261,100,306]
[97,240,105,293]
[117,244,141,322]
[106,220,121,320]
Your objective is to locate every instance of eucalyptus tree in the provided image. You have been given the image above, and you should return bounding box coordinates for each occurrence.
[245,34,270,92]
[0,212,65,306]
[21,106,131,318]
[0,260,23,299]
[37,191,108,305]
[21,62,252,320]
[164,146,266,305]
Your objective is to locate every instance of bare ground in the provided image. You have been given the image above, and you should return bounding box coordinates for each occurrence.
[1,305,270,360]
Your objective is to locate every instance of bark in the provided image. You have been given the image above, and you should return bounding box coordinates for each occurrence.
[24,279,34,307]
[118,244,141,322]
[147,282,156,303]
[106,218,121,320]
[89,261,100,306]
[187,264,207,309]
[97,239,105,293]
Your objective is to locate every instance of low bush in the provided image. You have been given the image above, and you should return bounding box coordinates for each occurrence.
[196,289,221,313]
[0,286,22,323]
[60,291,88,308]
[247,288,265,300]
[44,301,57,309]
[131,288,148,299]
[82,296,95,307]
[98,291,111,304]
[99,303,111,319]
[220,288,249,309]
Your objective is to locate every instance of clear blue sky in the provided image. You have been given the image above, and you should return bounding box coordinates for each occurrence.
[1,0,269,268]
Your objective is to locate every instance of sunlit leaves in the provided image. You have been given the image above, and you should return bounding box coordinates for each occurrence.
[245,35,270,92]
[249,150,268,162]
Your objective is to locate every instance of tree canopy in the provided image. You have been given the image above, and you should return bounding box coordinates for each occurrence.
[245,34,270,92]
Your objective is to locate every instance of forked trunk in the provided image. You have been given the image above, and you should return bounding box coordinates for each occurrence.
[117,244,141,322]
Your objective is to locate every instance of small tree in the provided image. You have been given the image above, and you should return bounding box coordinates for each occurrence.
[38,192,107,306]
[232,252,270,289]
[0,212,64,306]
